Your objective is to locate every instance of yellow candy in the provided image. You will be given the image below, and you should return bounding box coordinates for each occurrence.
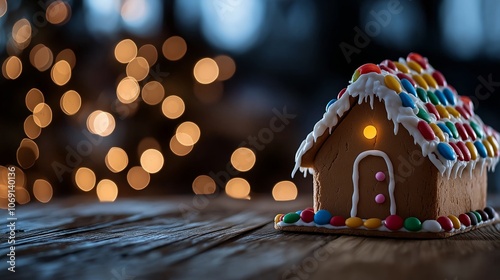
[447,215,461,229]
[364,218,382,229]
[384,75,402,93]
[394,61,410,73]
[435,105,450,119]
[446,106,460,118]
[412,74,429,90]
[487,135,499,155]
[274,214,283,224]
[407,60,423,73]
[430,123,445,141]
[483,140,494,157]
[345,217,363,228]
[466,142,478,160]
[423,73,438,89]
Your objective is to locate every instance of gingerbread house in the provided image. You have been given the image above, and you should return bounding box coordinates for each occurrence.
[275,53,499,238]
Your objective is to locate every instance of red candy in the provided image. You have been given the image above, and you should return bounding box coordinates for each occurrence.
[380,59,397,71]
[455,123,469,141]
[300,209,315,223]
[455,106,470,120]
[407,52,428,69]
[425,103,440,120]
[432,71,447,87]
[304,207,314,212]
[384,215,404,231]
[358,63,381,75]
[437,216,454,232]
[462,123,477,140]
[456,141,471,161]
[459,213,471,227]
[337,88,347,99]
[449,142,464,161]
[379,65,394,73]
[418,120,436,141]
[460,96,474,116]
[330,216,346,227]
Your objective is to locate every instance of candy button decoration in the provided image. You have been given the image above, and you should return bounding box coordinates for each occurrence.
[434,90,448,106]
[384,215,404,231]
[407,60,423,73]
[337,88,347,99]
[436,216,454,232]
[300,209,315,223]
[425,103,440,120]
[404,217,422,232]
[449,142,464,161]
[446,106,460,118]
[407,52,427,69]
[384,75,402,93]
[397,73,416,87]
[466,212,478,226]
[283,212,300,224]
[457,141,471,161]
[358,63,381,75]
[325,99,337,111]
[445,121,459,139]
[463,123,477,140]
[465,142,478,160]
[427,91,440,105]
[351,70,360,83]
[422,220,442,233]
[394,61,410,73]
[430,123,445,141]
[413,74,429,90]
[442,88,455,105]
[469,121,483,139]
[459,213,472,227]
[476,210,489,221]
[432,71,447,87]
[482,140,494,157]
[314,209,332,225]
[437,123,452,138]
[474,140,488,158]
[375,194,385,204]
[330,216,346,227]
[345,217,363,228]
[364,218,382,229]
[380,59,397,71]
[274,214,284,224]
[416,108,431,123]
[399,92,415,109]
[418,120,436,141]
[380,65,394,73]
[455,106,470,120]
[484,207,496,220]
[447,215,461,229]
[471,211,482,223]
[375,171,386,181]
[455,123,468,141]
[401,79,417,96]
[416,87,428,103]
[422,73,438,89]
[435,105,450,119]
[437,143,456,161]
[487,135,499,155]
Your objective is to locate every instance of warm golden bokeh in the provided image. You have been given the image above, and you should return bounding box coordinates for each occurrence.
[231,147,256,172]
[30,44,53,71]
[117,76,140,104]
[193,81,224,104]
[87,110,115,137]
[105,147,129,173]
[214,55,236,81]
[46,0,71,25]
[25,88,45,112]
[169,135,193,156]
[141,81,165,105]
[12,18,31,46]
[140,149,164,174]
[16,145,37,169]
[3,56,22,79]
[272,181,298,201]
[137,137,162,157]
[20,138,40,160]
[51,60,72,86]
[60,90,81,115]
[115,39,137,64]
[75,167,96,192]
[225,178,251,199]
[33,103,53,128]
[192,175,216,195]
[33,179,53,203]
[24,115,42,139]
[161,95,185,119]
[16,188,30,204]
[126,57,149,81]
[6,166,26,189]
[96,179,118,202]
[175,121,201,146]
[138,44,158,66]
[193,58,219,84]
[162,36,187,61]
[127,166,150,190]
[55,48,76,69]
[0,0,7,18]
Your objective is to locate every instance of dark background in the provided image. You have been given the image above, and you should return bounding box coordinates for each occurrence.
[1,0,499,202]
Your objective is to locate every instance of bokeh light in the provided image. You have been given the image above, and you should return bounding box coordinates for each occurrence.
[162,36,187,61]
[0,0,7,18]
[33,103,53,128]
[193,58,219,84]
[55,49,76,69]
[363,125,377,140]
[60,90,82,115]
[24,115,42,139]
[12,18,31,47]
[214,55,236,81]
[192,175,216,195]
[225,177,251,199]
[127,166,150,190]
[105,147,129,173]
[2,56,22,79]
[161,95,185,119]
[141,81,165,105]
[16,188,30,204]
[87,110,116,137]
[30,44,53,72]
[137,137,161,157]
[46,1,71,25]
[272,181,298,201]
[176,121,201,146]
[25,88,45,112]
[169,135,193,156]
[138,44,158,65]
[231,148,256,172]
[51,60,72,86]
[17,139,39,169]
[33,179,53,203]
[75,167,96,192]
[96,179,118,202]
[115,39,137,64]
[126,57,149,81]
[140,149,164,173]
[117,76,140,104]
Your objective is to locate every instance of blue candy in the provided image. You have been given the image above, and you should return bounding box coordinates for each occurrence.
[437,123,452,138]
[399,92,416,109]
[437,143,456,161]
[314,209,332,225]
[401,79,416,96]
[474,141,488,158]
[434,90,448,106]
[443,88,456,105]
[326,99,337,111]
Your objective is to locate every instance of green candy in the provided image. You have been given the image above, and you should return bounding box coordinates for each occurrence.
[445,121,459,139]
[472,211,482,223]
[417,107,431,123]
[416,88,428,103]
[404,217,422,232]
[351,70,360,83]
[469,121,483,139]
[283,212,300,224]
[427,90,440,105]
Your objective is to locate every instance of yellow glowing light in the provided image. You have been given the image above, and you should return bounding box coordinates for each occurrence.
[33,179,53,203]
[55,48,76,69]
[272,181,298,201]
[192,175,216,195]
[214,55,236,81]
[225,177,251,199]
[193,82,224,104]
[105,147,129,173]
[141,81,165,105]
[75,167,96,192]
[46,0,71,25]
[3,56,22,79]
[138,44,158,66]
[25,88,45,112]
[140,149,164,174]
[33,103,53,128]
[0,0,7,18]
[127,166,150,190]
[30,44,53,72]
[137,137,161,157]
[51,60,72,86]
[126,57,149,81]
[60,90,81,115]
[16,188,30,204]
[162,36,187,61]
[115,39,137,64]
[194,58,219,84]
[96,179,118,202]
[363,125,377,140]
[169,135,193,156]
[12,19,31,46]
[24,115,41,139]
[161,95,185,119]
[87,110,115,137]
[117,76,140,104]
[176,122,201,146]
[231,148,256,172]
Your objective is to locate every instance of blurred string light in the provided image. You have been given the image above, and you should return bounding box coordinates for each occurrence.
[225,177,250,199]
[12,18,31,50]
[162,36,187,61]
[24,115,41,139]
[115,39,137,63]
[142,81,164,105]
[86,110,116,137]
[230,147,256,172]
[0,0,7,18]
[138,44,158,65]
[117,76,140,104]
[25,88,44,112]
[96,179,118,202]
[51,60,72,86]
[272,181,298,201]
[140,149,164,174]
[84,0,121,35]
[175,121,200,146]
[192,175,216,195]
[161,95,185,119]
[169,135,193,156]
[56,49,76,69]
[33,103,53,128]
[127,166,150,190]
[17,138,39,169]
[30,44,54,72]
[60,90,82,115]
[193,57,219,84]
[46,0,71,25]
[74,167,96,192]
[2,56,22,79]
[33,179,53,203]
[126,57,149,81]
[105,147,129,173]
[214,55,236,81]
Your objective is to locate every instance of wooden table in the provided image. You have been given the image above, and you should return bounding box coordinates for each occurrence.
[2,195,500,280]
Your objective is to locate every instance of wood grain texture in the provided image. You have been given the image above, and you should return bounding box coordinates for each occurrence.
[1,195,500,280]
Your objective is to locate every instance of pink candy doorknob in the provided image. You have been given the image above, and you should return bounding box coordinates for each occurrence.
[375,171,385,181]
[375,194,385,204]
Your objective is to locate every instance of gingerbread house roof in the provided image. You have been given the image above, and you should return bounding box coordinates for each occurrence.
[293,53,500,179]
